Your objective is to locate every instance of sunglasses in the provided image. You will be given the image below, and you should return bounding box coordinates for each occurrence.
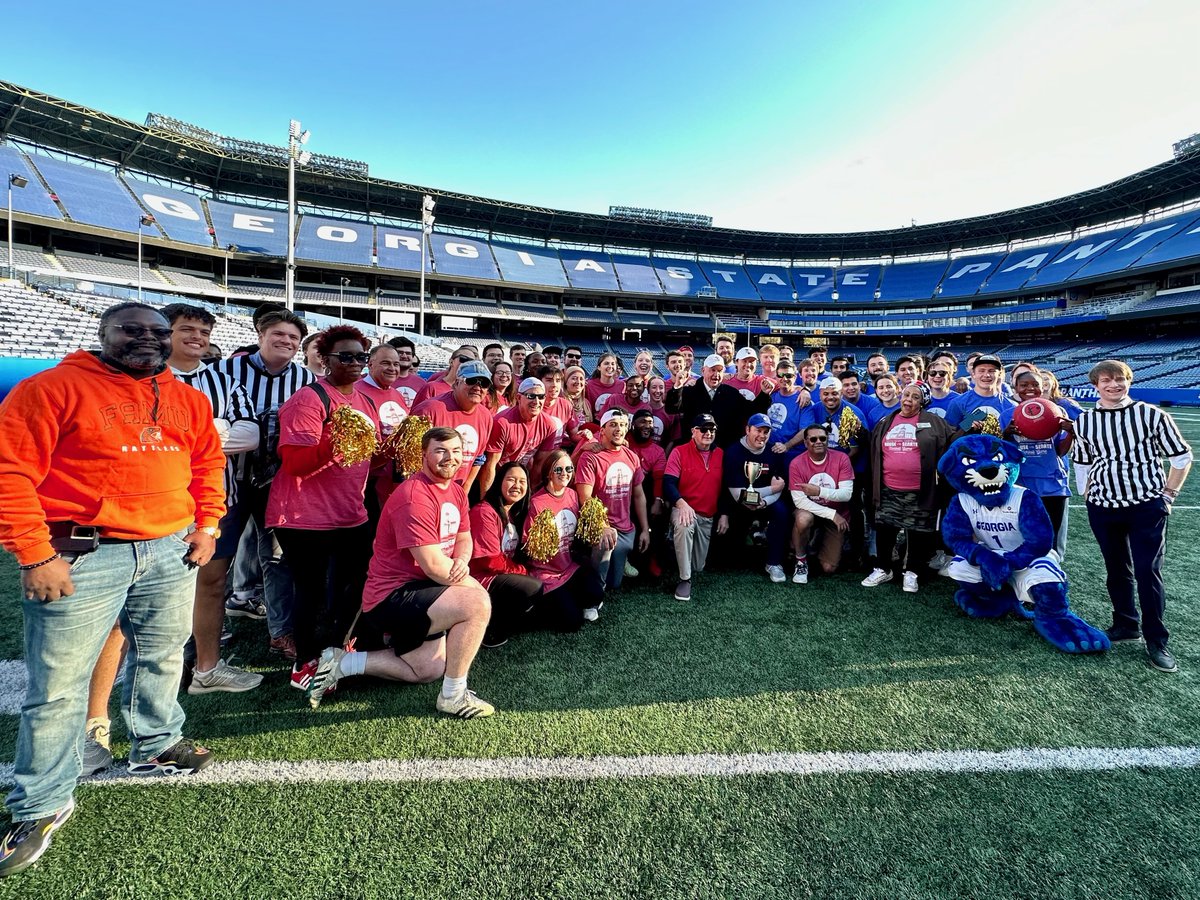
[523,393,546,401]
[464,377,491,388]
[695,426,716,433]
[777,372,796,379]
[107,324,172,339]
[330,351,370,365]
[806,436,828,443]
[453,355,474,363]
[552,465,575,475]
[928,370,950,377]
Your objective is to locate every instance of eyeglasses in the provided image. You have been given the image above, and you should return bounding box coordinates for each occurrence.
[777,372,796,379]
[464,377,491,388]
[806,436,828,443]
[928,370,950,378]
[330,351,370,365]
[453,355,474,364]
[695,426,716,433]
[552,465,575,475]
[523,393,546,401]
[106,324,172,339]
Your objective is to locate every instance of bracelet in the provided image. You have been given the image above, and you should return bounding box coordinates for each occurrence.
[19,553,61,571]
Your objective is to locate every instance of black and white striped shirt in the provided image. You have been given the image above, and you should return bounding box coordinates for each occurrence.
[1071,398,1191,508]
[173,362,257,506]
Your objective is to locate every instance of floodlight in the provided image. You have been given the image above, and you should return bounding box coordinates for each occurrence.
[289,119,301,138]
[226,243,238,253]
[298,151,312,167]
[9,174,27,189]
[299,131,310,145]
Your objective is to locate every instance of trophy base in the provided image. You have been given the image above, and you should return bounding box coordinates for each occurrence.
[744,489,761,506]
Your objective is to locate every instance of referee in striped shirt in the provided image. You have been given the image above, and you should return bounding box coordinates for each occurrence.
[1069,359,1192,673]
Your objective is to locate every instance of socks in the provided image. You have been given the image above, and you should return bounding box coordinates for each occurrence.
[441,674,467,699]
[339,651,367,678]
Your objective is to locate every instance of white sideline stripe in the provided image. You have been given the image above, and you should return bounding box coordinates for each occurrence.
[1068,504,1198,510]
[1,746,1199,787]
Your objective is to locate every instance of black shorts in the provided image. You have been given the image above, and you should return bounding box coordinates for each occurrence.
[363,580,448,656]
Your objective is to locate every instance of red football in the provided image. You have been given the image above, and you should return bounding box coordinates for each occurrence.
[1013,398,1064,440]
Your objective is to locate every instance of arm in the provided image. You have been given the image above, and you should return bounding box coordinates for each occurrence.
[478,451,501,496]
[0,379,64,565]
[790,489,837,520]
[632,482,650,552]
[223,419,260,454]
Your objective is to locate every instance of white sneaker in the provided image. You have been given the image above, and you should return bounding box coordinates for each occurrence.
[928,550,951,571]
[792,561,809,585]
[307,646,346,710]
[623,561,639,578]
[861,568,892,587]
[765,565,787,584]
[187,659,263,695]
[436,689,495,719]
[582,606,600,623]
[902,571,919,593]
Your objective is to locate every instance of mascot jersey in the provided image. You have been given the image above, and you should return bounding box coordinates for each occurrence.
[956,487,1032,555]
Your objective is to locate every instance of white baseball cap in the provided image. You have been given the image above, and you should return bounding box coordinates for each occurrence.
[735,347,758,361]
[703,354,725,369]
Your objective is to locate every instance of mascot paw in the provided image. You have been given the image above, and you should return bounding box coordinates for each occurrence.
[954,585,1011,619]
[1034,613,1111,654]
[978,553,1013,592]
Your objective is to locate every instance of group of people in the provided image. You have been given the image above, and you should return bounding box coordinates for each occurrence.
[0,300,1191,876]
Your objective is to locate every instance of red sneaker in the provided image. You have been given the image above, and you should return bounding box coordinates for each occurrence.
[290,659,317,691]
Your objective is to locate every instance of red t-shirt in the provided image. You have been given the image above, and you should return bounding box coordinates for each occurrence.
[630,440,667,500]
[356,378,410,436]
[723,374,763,401]
[788,451,854,512]
[362,470,469,611]
[586,378,624,416]
[648,405,678,444]
[266,380,378,530]
[468,502,521,590]
[544,395,575,447]
[486,406,559,467]
[391,372,427,409]
[413,392,495,484]
[605,394,649,418]
[524,487,580,590]
[881,413,923,491]
[575,446,644,533]
[412,377,452,409]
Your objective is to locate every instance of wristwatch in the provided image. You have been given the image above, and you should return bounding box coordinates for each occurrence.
[198,526,220,537]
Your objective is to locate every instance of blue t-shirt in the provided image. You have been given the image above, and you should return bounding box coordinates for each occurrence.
[766,390,807,448]
[999,408,1069,496]
[849,392,882,421]
[799,401,868,472]
[946,391,1016,429]
[867,400,900,430]
[925,392,956,419]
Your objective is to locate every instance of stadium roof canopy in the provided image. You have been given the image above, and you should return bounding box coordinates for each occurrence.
[4,80,1200,260]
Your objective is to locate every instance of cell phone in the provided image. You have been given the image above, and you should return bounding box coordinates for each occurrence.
[182,548,199,570]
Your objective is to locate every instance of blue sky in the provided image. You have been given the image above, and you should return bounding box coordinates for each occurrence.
[5,0,1200,233]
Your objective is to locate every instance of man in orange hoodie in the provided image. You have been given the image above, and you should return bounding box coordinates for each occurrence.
[0,302,226,877]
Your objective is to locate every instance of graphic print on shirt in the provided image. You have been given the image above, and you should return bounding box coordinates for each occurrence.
[455,424,480,457]
[883,421,918,454]
[439,503,461,556]
[555,509,578,554]
[377,400,408,434]
[603,461,635,506]
[501,522,519,555]
[767,402,790,430]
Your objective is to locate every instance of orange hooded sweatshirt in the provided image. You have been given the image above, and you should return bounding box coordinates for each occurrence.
[0,350,226,565]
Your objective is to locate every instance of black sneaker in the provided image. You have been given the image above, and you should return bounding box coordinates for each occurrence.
[128,738,214,776]
[1105,626,1143,644]
[1147,644,1179,674]
[0,797,75,877]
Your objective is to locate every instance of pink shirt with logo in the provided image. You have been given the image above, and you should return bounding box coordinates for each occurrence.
[575,446,645,534]
[356,378,410,436]
[788,451,853,512]
[630,440,667,499]
[362,470,469,611]
[391,372,428,411]
[468,502,521,590]
[586,378,624,416]
[881,413,923,492]
[524,487,580,590]
[486,406,559,467]
[723,374,763,401]
[544,395,575,446]
[413,393,495,484]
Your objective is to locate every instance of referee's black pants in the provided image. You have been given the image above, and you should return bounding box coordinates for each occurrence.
[1086,496,1171,648]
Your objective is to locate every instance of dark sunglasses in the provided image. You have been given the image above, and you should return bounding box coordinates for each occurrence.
[464,377,491,388]
[453,355,474,363]
[330,351,370,365]
[928,370,950,377]
[806,436,828,443]
[107,324,172,339]
[523,393,546,401]
[777,372,796,379]
[695,426,716,433]
[552,465,575,475]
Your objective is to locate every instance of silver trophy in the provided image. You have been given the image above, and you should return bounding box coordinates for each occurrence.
[743,460,764,505]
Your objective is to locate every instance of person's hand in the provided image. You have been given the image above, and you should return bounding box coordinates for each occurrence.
[715,515,729,535]
[672,502,696,528]
[800,483,820,498]
[22,557,75,602]
[771,442,787,454]
[760,377,777,395]
[770,476,785,493]
[600,527,618,551]
[636,530,651,553]
[1002,423,1019,439]
[798,392,813,408]
[447,557,470,584]
[182,531,216,568]
[833,512,850,533]
[1058,418,1075,436]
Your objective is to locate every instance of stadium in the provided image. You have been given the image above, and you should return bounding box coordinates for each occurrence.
[1,73,1199,900]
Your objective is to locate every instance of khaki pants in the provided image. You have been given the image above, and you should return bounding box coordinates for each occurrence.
[672,512,713,581]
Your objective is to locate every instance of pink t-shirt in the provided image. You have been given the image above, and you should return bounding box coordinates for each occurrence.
[356,378,410,436]
[723,374,763,401]
[267,380,379,530]
[788,451,854,512]
[486,406,559,467]
[543,395,575,446]
[586,378,624,416]
[391,372,427,409]
[881,413,923,492]
[468,502,520,590]
[575,446,645,534]
[630,440,667,499]
[524,487,580,590]
[362,470,469,611]
[413,393,495,484]
[412,377,452,409]
[605,394,649,418]
[648,405,678,444]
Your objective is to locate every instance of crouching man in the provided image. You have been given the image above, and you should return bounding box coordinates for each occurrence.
[306,427,495,717]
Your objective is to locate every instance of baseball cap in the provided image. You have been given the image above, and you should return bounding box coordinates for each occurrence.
[818,376,842,391]
[747,413,774,430]
[692,413,717,429]
[703,354,725,369]
[678,345,694,353]
[518,376,543,394]
[735,347,758,361]
[457,361,492,382]
[972,354,1003,370]
[600,408,628,425]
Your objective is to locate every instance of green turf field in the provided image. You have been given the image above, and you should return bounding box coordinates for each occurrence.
[2,413,1199,898]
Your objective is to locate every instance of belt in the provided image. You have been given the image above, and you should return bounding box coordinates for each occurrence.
[47,522,134,544]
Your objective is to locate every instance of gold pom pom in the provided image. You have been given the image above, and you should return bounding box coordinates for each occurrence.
[329,405,377,467]
[979,410,1002,436]
[379,414,432,476]
[524,509,561,563]
[838,406,861,443]
[575,497,610,545]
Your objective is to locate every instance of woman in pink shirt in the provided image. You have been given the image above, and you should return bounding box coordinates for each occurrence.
[586,353,625,417]
[564,365,594,430]
[485,360,516,414]
[268,325,381,688]
[523,449,604,630]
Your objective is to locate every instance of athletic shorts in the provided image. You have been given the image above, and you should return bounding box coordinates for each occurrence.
[362,580,448,656]
[945,553,1066,605]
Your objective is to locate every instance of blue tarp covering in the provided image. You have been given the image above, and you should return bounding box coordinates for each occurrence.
[698,262,759,301]
[560,250,620,291]
[877,259,948,301]
[207,201,289,256]
[832,265,879,303]
[122,178,211,246]
[652,257,710,297]
[744,264,794,303]
[295,216,373,266]
[937,252,1006,298]
[430,234,499,280]
[375,227,424,272]
[1022,226,1136,288]
[792,267,836,303]
[611,255,663,294]
[977,242,1070,295]
[491,242,569,286]
[1070,211,1200,280]
[0,148,62,220]
[1118,214,1200,271]
[0,357,56,402]
[30,154,144,232]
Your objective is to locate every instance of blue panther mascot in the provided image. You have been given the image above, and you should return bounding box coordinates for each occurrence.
[937,434,1109,653]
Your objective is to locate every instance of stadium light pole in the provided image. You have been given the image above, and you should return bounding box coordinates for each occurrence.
[418,194,435,337]
[7,174,28,278]
[136,214,155,301]
[224,244,238,308]
[286,119,312,311]
[339,276,349,323]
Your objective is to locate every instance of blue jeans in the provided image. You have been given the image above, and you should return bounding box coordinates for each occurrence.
[227,483,294,640]
[592,528,637,591]
[7,533,197,821]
